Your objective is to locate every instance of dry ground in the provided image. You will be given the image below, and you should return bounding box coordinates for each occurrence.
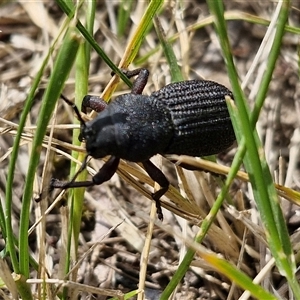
[0,1,300,299]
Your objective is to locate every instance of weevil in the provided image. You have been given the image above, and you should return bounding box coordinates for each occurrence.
[51,68,235,220]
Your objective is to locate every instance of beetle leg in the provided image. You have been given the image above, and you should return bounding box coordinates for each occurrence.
[81,95,108,113]
[81,68,149,113]
[112,68,149,95]
[122,68,150,95]
[82,67,150,110]
[142,160,169,221]
[91,156,120,184]
[50,156,120,189]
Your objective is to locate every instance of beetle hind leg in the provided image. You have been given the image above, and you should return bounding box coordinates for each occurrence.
[142,160,169,221]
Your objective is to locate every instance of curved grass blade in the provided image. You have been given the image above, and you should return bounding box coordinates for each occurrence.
[18,29,81,280]
[207,0,300,297]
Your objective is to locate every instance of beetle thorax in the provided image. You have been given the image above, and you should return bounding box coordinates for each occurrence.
[82,93,174,162]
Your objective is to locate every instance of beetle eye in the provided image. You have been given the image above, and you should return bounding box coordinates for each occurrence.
[81,126,95,142]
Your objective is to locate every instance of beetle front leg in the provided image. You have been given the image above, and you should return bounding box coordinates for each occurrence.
[121,68,149,95]
[50,156,120,189]
[142,160,169,221]
[112,68,149,94]
[82,68,150,113]
[81,95,108,113]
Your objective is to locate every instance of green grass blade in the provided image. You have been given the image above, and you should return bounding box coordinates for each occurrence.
[18,29,81,279]
[3,25,71,300]
[207,0,300,297]
[153,17,183,82]
[119,0,163,67]
[69,1,95,255]
[56,0,132,86]
[201,251,277,300]
[5,55,48,280]
[162,219,278,300]
[0,197,6,243]
[117,0,134,36]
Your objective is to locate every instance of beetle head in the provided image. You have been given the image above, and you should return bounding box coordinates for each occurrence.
[81,109,127,159]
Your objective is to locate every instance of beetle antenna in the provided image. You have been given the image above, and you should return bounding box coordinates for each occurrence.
[60,94,86,129]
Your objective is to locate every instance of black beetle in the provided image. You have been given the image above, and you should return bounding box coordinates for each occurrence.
[51,68,235,220]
